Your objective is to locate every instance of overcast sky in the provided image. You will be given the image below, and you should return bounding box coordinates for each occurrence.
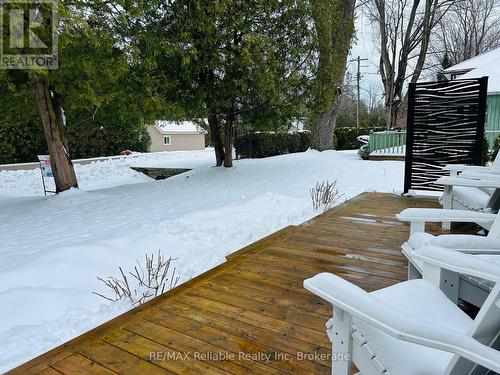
[347,12,383,103]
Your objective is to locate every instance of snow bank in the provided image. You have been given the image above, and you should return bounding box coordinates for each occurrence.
[0,148,403,371]
[0,149,215,197]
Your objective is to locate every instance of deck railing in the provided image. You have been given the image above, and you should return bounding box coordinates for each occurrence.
[369,131,406,155]
[369,130,500,155]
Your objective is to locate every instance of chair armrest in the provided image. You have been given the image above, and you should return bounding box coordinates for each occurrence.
[460,171,500,180]
[397,208,496,223]
[304,273,500,373]
[442,164,469,172]
[424,235,500,254]
[436,176,500,188]
[411,245,500,282]
[443,165,493,173]
[397,208,496,234]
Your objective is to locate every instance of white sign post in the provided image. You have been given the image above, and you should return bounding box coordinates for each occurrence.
[37,155,56,195]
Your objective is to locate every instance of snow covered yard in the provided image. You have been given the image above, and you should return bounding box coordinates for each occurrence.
[0,148,403,371]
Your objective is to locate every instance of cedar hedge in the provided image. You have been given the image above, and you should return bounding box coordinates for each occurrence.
[235,127,385,159]
[235,132,310,159]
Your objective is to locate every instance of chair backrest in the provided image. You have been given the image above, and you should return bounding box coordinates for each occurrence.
[487,213,500,238]
[445,281,500,375]
[491,151,500,170]
[486,189,500,213]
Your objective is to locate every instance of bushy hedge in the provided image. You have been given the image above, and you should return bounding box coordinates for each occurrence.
[0,141,15,164]
[235,127,386,159]
[235,132,311,159]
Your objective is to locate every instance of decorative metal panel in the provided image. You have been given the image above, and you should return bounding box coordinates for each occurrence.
[404,77,488,192]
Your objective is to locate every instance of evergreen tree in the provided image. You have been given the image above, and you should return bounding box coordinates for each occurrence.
[142,0,313,167]
[0,1,162,183]
[437,53,453,81]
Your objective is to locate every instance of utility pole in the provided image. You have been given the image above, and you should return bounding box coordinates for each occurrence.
[349,56,368,128]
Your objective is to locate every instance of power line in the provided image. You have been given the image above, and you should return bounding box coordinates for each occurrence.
[349,56,369,128]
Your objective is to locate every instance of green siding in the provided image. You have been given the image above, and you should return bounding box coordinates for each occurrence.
[486,94,500,131]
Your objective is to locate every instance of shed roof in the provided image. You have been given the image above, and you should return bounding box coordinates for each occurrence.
[154,120,207,135]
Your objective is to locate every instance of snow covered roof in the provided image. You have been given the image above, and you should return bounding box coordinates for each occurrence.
[443,48,500,94]
[154,120,207,135]
[460,65,500,94]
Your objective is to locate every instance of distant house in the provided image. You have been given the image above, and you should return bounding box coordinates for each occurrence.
[443,48,500,144]
[147,121,207,152]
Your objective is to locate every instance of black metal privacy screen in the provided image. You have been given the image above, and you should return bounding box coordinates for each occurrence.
[404,77,488,193]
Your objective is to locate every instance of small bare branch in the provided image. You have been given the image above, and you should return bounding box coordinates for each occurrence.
[310,180,343,212]
[94,250,180,306]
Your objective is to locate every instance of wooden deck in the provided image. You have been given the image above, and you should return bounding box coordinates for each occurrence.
[10,193,446,374]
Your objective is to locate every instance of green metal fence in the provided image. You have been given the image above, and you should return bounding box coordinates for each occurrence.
[369,130,500,155]
[368,94,500,156]
[369,131,406,155]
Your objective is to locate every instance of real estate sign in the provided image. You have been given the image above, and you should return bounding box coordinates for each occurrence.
[38,155,53,177]
[37,155,55,194]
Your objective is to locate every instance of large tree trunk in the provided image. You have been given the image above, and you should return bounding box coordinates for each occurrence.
[34,80,78,193]
[310,96,342,150]
[223,111,234,168]
[385,98,399,130]
[309,0,356,150]
[208,114,225,166]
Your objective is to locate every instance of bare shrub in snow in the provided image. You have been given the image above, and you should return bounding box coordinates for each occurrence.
[310,180,342,212]
[93,250,180,306]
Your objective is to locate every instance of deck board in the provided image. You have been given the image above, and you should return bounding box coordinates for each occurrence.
[9,192,452,374]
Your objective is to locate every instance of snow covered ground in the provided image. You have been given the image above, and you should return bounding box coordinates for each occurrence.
[0,148,404,371]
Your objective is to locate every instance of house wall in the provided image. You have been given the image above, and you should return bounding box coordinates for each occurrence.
[147,126,206,152]
[486,94,500,131]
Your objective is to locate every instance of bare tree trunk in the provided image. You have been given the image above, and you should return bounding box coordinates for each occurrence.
[384,93,400,130]
[385,103,392,130]
[371,0,451,130]
[34,80,78,193]
[208,114,225,166]
[386,101,399,130]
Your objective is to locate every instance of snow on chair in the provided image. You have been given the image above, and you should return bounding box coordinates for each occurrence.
[397,208,500,306]
[437,154,500,229]
[396,207,496,235]
[437,175,500,228]
[304,246,500,375]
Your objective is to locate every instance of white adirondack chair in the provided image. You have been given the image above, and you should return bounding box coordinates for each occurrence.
[438,154,500,223]
[443,151,500,177]
[437,175,500,229]
[436,153,500,217]
[397,208,500,306]
[304,246,500,375]
[396,208,497,236]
